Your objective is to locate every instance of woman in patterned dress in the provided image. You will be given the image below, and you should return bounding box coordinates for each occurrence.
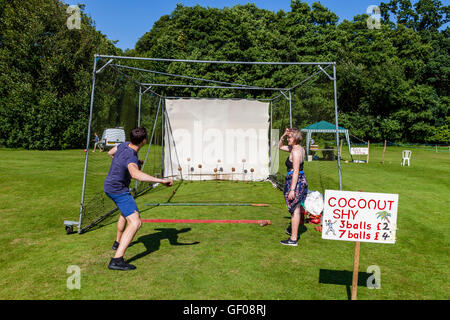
[278,128,308,246]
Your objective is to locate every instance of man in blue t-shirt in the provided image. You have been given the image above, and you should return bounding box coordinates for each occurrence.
[104,127,173,271]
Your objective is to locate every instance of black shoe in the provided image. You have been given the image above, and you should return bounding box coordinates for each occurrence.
[108,257,136,271]
[280,238,298,246]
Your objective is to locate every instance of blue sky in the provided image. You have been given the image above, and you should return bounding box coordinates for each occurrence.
[62,0,400,51]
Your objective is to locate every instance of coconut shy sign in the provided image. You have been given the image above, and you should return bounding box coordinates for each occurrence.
[322,190,399,244]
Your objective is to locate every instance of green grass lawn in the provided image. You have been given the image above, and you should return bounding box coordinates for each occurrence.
[0,145,449,299]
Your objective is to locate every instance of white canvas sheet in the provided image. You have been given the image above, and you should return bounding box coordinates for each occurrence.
[164,99,270,181]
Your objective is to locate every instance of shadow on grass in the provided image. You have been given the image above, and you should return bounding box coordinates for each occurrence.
[79,182,183,234]
[138,181,282,209]
[283,216,310,238]
[127,228,199,263]
[79,179,284,234]
[319,269,371,300]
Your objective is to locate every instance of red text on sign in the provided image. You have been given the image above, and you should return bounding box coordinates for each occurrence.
[328,197,395,211]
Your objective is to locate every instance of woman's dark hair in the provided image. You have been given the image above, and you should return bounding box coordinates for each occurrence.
[130,127,148,145]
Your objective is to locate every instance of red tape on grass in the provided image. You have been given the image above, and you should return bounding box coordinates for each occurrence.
[141,219,272,226]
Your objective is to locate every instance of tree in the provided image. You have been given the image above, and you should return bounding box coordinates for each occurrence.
[0,0,121,149]
[2,0,447,148]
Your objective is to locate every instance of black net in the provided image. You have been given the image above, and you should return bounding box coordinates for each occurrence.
[79,61,163,233]
[79,58,338,232]
[269,64,336,188]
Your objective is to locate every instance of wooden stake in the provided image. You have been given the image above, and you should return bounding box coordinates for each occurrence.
[367,140,370,164]
[382,140,387,164]
[339,138,343,159]
[352,188,364,300]
[351,241,361,300]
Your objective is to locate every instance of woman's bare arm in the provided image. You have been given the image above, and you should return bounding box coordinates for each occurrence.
[279,130,291,152]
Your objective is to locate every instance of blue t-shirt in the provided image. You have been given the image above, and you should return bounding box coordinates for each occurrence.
[103,142,139,194]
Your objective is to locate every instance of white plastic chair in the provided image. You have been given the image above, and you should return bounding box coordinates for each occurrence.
[401,150,411,166]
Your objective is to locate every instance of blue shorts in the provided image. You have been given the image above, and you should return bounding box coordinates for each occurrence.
[106,192,139,217]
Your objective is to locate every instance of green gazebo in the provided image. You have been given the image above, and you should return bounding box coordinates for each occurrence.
[301,121,351,158]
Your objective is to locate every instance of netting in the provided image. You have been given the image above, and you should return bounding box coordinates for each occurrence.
[268,65,337,187]
[76,56,340,233]
[79,66,163,233]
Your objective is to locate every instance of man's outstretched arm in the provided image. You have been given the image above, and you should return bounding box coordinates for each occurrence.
[128,163,172,185]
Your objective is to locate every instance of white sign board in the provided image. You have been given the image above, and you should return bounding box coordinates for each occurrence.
[164,99,269,181]
[322,190,398,244]
[351,148,369,155]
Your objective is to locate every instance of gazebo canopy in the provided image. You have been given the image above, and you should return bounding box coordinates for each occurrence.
[301,121,351,159]
[301,120,348,133]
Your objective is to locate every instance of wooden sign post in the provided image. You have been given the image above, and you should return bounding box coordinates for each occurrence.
[351,189,364,300]
[322,190,399,300]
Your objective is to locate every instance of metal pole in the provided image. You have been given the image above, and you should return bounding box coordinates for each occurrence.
[165,107,174,179]
[161,99,165,178]
[78,55,99,232]
[135,85,143,190]
[269,101,273,174]
[138,85,142,126]
[111,64,260,89]
[96,54,335,66]
[141,219,272,226]
[164,106,183,180]
[333,64,343,190]
[136,97,162,192]
[141,97,162,172]
[95,58,114,74]
[270,66,332,102]
[289,90,292,128]
[139,83,286,91]
[144,203,269,207]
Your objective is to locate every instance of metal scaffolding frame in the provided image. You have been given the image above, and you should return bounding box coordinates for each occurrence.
[64,54,343,234]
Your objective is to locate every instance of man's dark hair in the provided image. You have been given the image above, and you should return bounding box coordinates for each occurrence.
[130,127,148,145]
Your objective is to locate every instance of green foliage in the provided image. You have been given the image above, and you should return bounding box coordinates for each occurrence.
[0,0,121,149]
[1,146,449,299]
[426,116,450,143]
[1,0,448,148]
[133,0,448,144]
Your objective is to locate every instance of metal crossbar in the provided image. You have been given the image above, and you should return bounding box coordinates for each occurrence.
[96,54,335,66]
[110,63,263,89]
[140,83,289,91]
